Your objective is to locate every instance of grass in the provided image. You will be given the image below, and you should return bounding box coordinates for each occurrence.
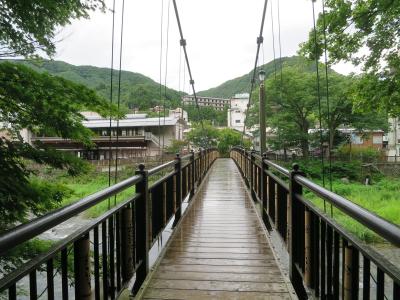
[304,178,400,243]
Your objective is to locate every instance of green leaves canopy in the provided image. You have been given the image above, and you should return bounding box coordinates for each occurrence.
[0,0,105,57]
[299,0,400,116]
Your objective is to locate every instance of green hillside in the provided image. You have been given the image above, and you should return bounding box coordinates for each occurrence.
[198,56,317,98]
[10,60,183,110]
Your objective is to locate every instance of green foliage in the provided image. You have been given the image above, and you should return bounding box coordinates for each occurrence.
[165,139,188,154]
[185,105,228,126]
[0,0,105,57]
[13,59,184,111]
[0,62,118,228]
[186,122,219,148]
[217,128,246,156]
[336,145,382,162]
[299,0,400,116]
[187,124,249,156]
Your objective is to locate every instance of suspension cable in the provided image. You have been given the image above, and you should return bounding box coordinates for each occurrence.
[158,0,164,159]
[172,0,205,133]
[107,0,116,210]
[312,0,327,212]
[162,0,171,161]
[114,0,125,206]
[322,0,334,216]
[241,0,269,146]
[270,0,277,80]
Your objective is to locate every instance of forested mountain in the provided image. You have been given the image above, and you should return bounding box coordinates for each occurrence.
[10,60,183,110]
[198,56,317,98]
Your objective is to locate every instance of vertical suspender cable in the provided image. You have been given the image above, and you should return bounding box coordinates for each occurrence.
[277,0,283,86]
[270,0,277,80]
[312,0,327,212]
[241,0,269,146]
[322,0,334,216]
[162,0,171,162]
[107,0,116,210]
[158,0,164,159]
[172,0,205,133]
[114,0,125,206]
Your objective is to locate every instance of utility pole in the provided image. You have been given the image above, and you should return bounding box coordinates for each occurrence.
[259,70,266,154]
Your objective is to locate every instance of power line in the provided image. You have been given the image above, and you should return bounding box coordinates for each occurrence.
[172,0,205,133]
[312,0,327,212]
[114,0,126,206]
[241,0,269,145]
[107,0,116,210]
[322,0,334,216]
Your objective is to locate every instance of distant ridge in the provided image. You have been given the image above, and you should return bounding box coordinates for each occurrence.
[7,59,183,110]
[198,56,318,98]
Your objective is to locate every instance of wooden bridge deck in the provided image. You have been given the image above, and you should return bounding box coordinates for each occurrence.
[137,158,296,299]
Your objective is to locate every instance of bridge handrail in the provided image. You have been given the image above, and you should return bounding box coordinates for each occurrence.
[0,174,142,255]
[0,148,219,299]
[230,146,400,298]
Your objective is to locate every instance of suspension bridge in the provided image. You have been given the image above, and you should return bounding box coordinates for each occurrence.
[0,0,399,299]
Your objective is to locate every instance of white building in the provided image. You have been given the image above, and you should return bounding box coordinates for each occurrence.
[387,117,400,159]
[227,93,250,132]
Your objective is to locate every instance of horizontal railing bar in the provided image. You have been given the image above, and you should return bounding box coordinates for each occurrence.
[0,193,141,291]
[265,169,289,191]
[295,193,400,284]
[181,153,192,160]
[149,171,175,190]
[264,159,290,177]
[295,175,400,246]
[0,174,143,255]
[148,160,176,176]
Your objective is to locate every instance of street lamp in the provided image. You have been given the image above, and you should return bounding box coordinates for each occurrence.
[258,70,266,155]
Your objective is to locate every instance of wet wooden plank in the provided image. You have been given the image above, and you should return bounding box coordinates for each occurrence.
[139,159,295,299]
[143,289,293,300]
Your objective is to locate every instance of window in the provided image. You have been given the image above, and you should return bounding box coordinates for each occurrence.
[235,120,241,123]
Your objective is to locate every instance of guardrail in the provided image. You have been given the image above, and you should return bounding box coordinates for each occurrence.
[0,148,218,299]
[231,147,400,299]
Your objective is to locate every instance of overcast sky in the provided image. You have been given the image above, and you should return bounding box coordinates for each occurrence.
[54,0,353,92]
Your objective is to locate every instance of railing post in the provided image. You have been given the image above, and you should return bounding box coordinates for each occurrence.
[289,163,307,298]
[74,233,91,300]
[173,154,182,227]
[133,164,149,294]
[261,153,268,223]
[190,150,195,198]
[199,148,203,181]
[121,207,134,283]
[250,150,256,200]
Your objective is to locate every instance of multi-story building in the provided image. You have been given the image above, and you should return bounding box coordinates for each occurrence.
[32,111,188,160]
[182,95,230,111]
[227,93,250,132]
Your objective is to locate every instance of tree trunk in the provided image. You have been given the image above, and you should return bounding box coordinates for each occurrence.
[301,139,309,158]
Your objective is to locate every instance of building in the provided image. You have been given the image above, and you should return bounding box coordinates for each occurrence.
[32,111,188,160]
[169,107,188,122]
[337,128,385,151]
[182,95,230,111]
[387,117,400,159]
[227,93,250,132]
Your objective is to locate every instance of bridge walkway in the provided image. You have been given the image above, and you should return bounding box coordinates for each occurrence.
[137,158,296,299]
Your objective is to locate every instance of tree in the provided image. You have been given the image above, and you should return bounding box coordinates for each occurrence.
[217,128,250,156]
[185,105,228,127]
[0,0,105,57]
[186,122,219,148]
[264,66,319,157]
[0,62,118,229]
[299,0,400,116]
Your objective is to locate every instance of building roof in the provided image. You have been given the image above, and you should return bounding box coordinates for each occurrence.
[82,116,180,129]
